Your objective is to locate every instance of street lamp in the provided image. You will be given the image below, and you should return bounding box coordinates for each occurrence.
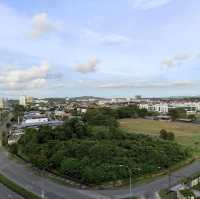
[39,167,47,199]
[119,165,141,197]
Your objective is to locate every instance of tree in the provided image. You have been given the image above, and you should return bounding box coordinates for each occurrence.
[67,118,89,138]
[12,104,25,123]
[14,110,189,185]
[188,114,196,121]
[6,123,11,129]
[159,129,168,140]
[36,126,54,143]
[9,143,18,154]
[159,129,175,141]
[168,108,186,121]
[32,154,48,170]
[137,108,148,118]
[167,132,175,141]
[60,158,81,178]
[1,131,8,146]
[53,125,72,140]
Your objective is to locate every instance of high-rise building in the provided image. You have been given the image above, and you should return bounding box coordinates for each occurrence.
[19,96,33,106]
[19,96,26,106]
[0,98,7,109]
[26,96,33,104]
[135,95,142,100]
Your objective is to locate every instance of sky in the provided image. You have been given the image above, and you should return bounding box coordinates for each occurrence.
[0,0,200,98]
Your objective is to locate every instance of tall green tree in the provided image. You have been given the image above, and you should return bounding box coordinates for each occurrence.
[168,108,186,121]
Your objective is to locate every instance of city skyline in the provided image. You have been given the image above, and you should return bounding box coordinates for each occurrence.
[0,0,200,98]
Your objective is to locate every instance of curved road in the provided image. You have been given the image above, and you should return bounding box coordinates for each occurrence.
[0,147,200,199]
[0,148,110,199]
[98,160,200,198]
[0,183,23,199]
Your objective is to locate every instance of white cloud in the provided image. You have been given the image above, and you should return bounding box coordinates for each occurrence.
[0,61,50,90]
[74,58,100,73]
[130,0,173,10]
[82,29,132,45]
[162,53,193,68]
[174,53,192,61]
[30,13,59,39]
[161,58,174,68]
[98,80,196,89]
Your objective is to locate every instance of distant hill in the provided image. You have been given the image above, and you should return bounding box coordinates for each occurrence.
[69,96,108,101]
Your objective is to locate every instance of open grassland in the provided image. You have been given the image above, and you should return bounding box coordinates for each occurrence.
[120,118,200,157]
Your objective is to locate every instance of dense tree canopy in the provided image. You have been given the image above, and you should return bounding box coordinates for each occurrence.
[15,117,190,185]
[84,105,152,127]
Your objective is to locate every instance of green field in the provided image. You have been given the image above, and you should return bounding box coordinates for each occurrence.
[120,118,200,157]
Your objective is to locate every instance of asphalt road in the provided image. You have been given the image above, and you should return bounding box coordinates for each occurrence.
[1,147,200,199]
[0,183,24,199]
[0,113,25,199]
[98,160,200,199]
[0,149,110,199]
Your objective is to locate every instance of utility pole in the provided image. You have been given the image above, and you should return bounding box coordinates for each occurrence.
[18,115,20,125]
[119,165,141,197]
[41,168,45,199]
[168,168,171,190]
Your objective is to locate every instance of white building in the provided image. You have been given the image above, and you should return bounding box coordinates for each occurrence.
[139,102,200,114]
[22,112,49,124]
[23,117,49,124]
[19,96,26,106]
[19,96,33,106]
[0,98,7,109]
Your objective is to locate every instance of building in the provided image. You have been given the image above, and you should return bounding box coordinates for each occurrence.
[135,95,142,100]
[19,96,33,106]
[55,110,69,118]
[22,112,48,124]
[0,97,7,109]
[139,102,200,115]
[22,115,49,124]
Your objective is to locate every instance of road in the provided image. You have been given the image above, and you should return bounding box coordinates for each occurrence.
[0,112,25,199]
[0,149,110,199]
[98,160,200,199]
[0,183,24,199]
[1,147,200,199]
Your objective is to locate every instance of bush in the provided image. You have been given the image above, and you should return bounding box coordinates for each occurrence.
[159,129,175,141]
[9,144,18,155]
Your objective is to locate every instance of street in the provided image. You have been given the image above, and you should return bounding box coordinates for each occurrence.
[0,183,23,199]
[98,160,200,198]
[0,146,200,199]
[0,148,110,199]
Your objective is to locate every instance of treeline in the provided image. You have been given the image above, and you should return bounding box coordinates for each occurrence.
[83,106,154,127]
[12,117,190,185]
[84,106,197,123]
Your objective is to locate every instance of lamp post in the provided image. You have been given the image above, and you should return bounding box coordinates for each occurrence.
[39,168,45,199]
[119,165,141,197]
[39,166,47,199]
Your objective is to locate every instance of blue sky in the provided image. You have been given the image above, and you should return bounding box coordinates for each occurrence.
[0,0,200,98]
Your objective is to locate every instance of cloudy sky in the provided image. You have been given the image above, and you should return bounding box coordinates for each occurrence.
[0,0,200,98]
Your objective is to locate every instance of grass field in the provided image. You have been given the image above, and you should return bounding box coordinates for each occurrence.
[120,118,200,157]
